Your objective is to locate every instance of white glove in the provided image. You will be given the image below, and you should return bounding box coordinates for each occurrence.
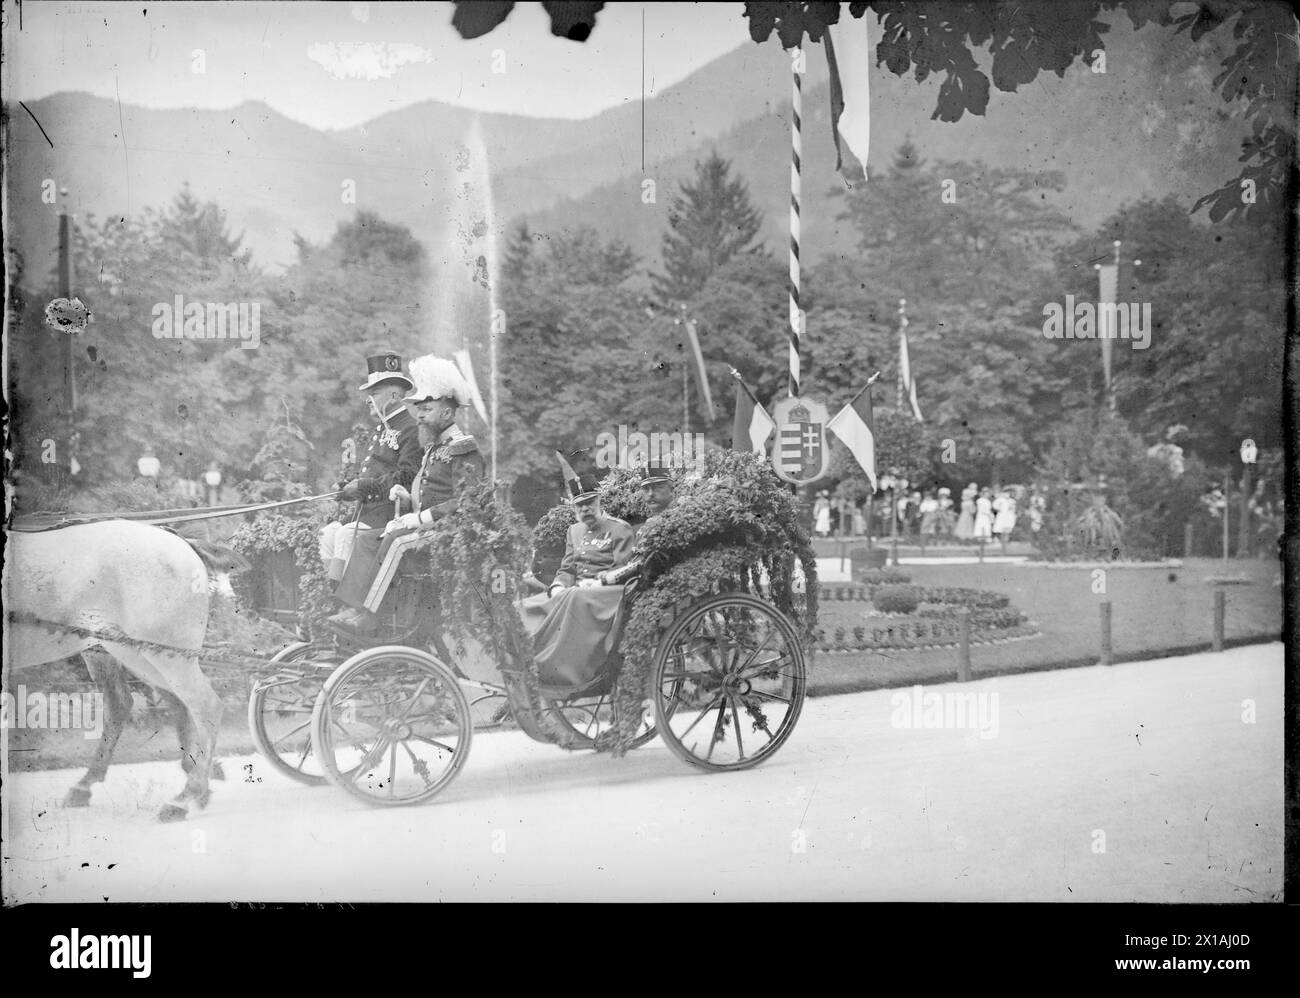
[388,484,411,504]
[383,512,422,535]
[577,577,599,589]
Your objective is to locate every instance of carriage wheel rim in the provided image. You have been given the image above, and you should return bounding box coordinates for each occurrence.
[652,592,806,772]
[311,647,472,806]
[249,642,333,785]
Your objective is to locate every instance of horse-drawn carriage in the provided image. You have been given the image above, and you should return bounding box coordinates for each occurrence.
[249,550,809,806]
[8,454,814,816]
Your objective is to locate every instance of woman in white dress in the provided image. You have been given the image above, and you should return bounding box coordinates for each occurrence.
[992,489,1018,543]
[955,484,977,539]
[813,491,831,537]
[973,487,994,541]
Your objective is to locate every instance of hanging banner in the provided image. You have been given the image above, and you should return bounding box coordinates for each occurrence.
[771,396,830,485]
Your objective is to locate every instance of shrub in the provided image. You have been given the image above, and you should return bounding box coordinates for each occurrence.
[873,585,920,614]
[859,568,912,586]
[918,586,1009,609]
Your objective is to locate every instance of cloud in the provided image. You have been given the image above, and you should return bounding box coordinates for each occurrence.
[307,42,434,81]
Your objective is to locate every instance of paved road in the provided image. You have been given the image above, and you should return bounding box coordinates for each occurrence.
[3,644,1282,902]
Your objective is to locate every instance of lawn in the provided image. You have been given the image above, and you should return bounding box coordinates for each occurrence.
[806,556,1284,694]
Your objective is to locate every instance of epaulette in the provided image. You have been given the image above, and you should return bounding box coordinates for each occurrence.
[445,434,479,457]
[605,515,632,529]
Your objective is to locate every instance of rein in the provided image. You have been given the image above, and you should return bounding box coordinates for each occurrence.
[9,491,342,532]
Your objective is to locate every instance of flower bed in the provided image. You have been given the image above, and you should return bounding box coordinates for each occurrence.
[812,580,1033,652]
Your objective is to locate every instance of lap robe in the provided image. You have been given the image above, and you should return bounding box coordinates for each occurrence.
[519,585,628,687]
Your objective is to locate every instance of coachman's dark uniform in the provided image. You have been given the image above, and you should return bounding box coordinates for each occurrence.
[350,406,422,528]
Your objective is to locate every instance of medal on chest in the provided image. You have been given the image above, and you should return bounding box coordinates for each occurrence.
[379,427,401,450]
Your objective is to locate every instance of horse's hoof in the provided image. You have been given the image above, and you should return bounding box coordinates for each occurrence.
[157,803,189,823]
[64,786,93,808]
[211,761,226,782]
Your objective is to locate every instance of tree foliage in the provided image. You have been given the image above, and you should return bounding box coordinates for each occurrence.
[653,152,766,305]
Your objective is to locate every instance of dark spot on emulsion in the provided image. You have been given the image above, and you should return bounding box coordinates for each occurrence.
[1168,573,1177,583]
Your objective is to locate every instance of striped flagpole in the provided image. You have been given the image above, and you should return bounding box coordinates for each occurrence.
[789,47,802,398]
[897,298,907,411]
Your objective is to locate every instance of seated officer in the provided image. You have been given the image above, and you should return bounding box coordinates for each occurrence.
[329,356,483,636]
[521,477,636,688]
[321,353,421,585]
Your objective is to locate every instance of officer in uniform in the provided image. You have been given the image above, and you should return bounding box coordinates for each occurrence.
[521,476,636,687]
[329,356,483,635]
[321,353,421,587]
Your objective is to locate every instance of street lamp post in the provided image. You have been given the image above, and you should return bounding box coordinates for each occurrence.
[137,449,161,487]
[204,463,223,506]
[1238,439,1257,558]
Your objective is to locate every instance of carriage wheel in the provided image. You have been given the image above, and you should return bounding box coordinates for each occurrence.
[248,642,336,785]
[537,681,662,751]
[310,646,472,807]
[651,592,806,772]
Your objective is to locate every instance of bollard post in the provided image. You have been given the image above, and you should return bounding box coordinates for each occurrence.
[1212,588,1225,652]
[891,537,899,567]
[957,607,971,682]
[1099,601,1113,666]
[978,539,985,564]
[1183,522,1194,559]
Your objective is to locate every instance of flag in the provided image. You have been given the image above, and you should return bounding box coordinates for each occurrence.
[828,384,876,490]
[684,320,715,422]
[825,16,872,185]
[731,381,775,456]
[453,349,489,425]
[899,327,923,422]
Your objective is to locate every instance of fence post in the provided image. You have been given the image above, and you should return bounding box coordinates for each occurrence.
[957,608,971,682]
[891,536,899,567]
[978,539,985,564]
[1099,601,1113,666]
[1212,588,1225,652]
[1184,522,1193,559]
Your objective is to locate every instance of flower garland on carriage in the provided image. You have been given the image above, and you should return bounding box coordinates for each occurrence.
[416,447,819,755]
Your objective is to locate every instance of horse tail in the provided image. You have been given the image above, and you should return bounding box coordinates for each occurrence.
[164,530,252,576]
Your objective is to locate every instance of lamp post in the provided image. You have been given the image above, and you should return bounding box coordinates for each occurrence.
[204,463,223,506]
[137,449,161,486]
[1238,439,1257,558]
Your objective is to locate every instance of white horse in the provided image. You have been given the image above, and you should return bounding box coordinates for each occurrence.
[4,520,236,821]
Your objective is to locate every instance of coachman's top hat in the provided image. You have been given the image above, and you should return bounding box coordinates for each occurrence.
[357,353,414,393]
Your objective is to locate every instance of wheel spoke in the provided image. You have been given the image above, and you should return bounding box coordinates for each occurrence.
[400,739,436,787]
[407,732,459,755]
[348,735,390,778]
[730,695,745,761]
[705,698,728,762]
[387,739,398,796]
[268,717,313,749]
[675,692,726,742]
[734,625,779,675]
[747,687,792,705]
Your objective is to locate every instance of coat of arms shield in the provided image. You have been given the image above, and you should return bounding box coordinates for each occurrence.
[771,396,831,485]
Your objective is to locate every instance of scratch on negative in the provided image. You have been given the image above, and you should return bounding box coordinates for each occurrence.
[18,101,54,148]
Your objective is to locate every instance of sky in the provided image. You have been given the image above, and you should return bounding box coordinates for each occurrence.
[3,1,755,129]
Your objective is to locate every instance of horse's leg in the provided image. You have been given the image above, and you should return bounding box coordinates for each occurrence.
[65,649,133,807]
[162,689,225,782]
[145,651,224,823]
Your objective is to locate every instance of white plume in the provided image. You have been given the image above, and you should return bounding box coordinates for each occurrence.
[405,354,470,406]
